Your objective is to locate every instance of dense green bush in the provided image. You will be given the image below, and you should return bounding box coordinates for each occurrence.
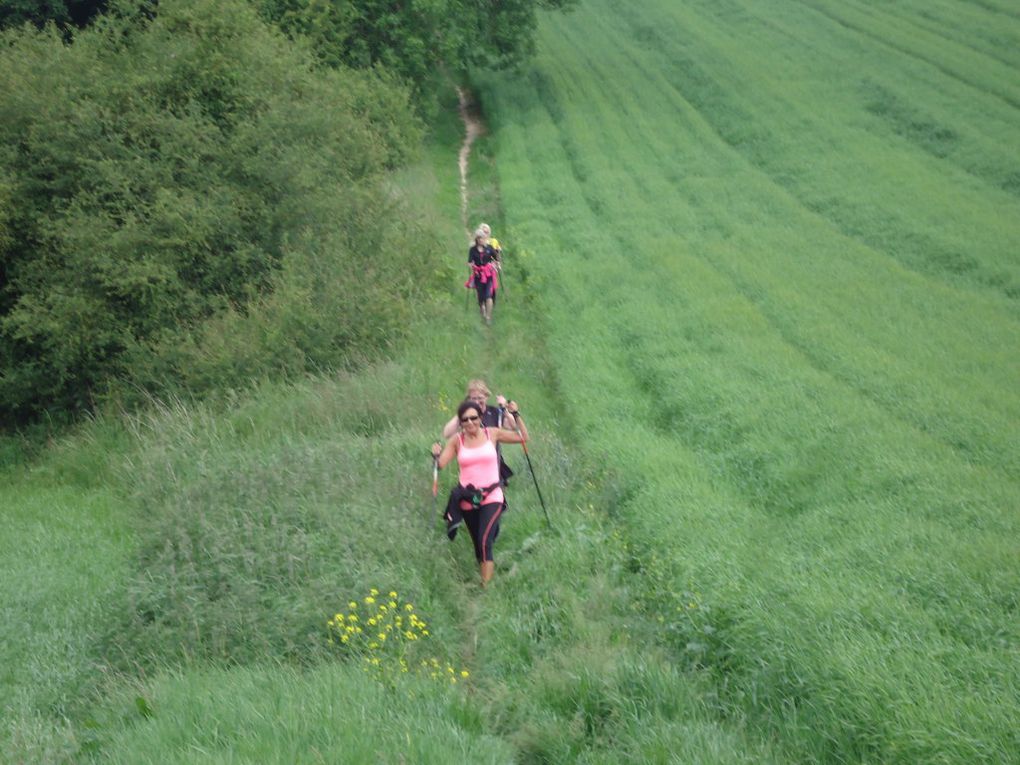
[0,0,435,424]
[256,0,579,88]
[0,0,105,31]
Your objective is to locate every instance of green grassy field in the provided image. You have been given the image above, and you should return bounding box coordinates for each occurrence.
[474,0,1019,760]
[2,1,1018,762]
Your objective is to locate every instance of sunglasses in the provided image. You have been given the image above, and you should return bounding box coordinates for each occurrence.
[460,415,480,423]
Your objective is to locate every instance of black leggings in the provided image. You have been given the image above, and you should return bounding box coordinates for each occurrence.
[462,502,504,562]
[475,279,495,305]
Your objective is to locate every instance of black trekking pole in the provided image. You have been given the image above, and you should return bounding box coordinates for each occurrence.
[507,409,551,529]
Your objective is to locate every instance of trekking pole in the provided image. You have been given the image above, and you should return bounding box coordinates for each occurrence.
[507,410,551,529]
[431,454,439,519]
[497,257,507,299]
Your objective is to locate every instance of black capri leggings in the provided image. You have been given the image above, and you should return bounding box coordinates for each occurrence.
[475,279,495,305]
[462,502,504,562]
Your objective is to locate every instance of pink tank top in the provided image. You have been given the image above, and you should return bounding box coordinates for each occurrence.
[457,428,504,509]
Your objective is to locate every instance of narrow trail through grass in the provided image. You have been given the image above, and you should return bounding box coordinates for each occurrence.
[4,3,1017,758]
[450,83,793,762]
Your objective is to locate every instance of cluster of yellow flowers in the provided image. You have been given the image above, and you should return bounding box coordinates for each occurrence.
[327,588,469,685]
[437,391,452,414]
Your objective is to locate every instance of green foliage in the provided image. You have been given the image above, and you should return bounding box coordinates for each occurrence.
[0,0,429,425]
[103,369,466,669]
[8,2,1020,761]
[476,0,1020,761]
[94,663,515,764]
[0,0,105,31]
[255,0,579,88]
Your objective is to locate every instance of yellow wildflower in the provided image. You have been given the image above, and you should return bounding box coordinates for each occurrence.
[389,591,397,599]
[364,596,375,605]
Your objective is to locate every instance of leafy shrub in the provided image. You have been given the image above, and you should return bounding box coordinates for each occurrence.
[256,0,580,89]
[0,0,431,425]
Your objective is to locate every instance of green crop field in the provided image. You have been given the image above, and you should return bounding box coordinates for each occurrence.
[2,0,1017,762]
[474,0,1019,761]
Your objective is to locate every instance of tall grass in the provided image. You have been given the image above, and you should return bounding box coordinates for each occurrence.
[0,420,133,762]
[476,0,1020,761]
[5,4,1018,760]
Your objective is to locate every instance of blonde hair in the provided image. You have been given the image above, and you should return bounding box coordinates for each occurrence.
[466,379,490,398]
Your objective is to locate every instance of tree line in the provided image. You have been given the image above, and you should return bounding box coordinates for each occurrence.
[0,0,575,427]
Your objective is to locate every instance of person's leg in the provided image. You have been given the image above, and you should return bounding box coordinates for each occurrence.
[476,502,503,586]
[476,287,486,320]
[462,509,485,564]
[484,297,494,324]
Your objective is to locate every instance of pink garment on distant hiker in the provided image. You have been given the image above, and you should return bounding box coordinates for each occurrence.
[457,427,504,509]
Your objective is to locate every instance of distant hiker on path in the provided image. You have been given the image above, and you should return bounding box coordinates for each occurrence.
[467,230,499,325]
[433,398,528,586]
[478,222,502,265]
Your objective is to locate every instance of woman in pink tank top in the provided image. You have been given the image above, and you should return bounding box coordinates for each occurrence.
[432,398,529,586]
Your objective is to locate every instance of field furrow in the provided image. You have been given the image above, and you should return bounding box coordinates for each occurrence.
[480,0,1020,760]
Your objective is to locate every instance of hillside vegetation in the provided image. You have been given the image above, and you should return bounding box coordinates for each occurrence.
[2,0,1018,763]
[475,0,1019,760]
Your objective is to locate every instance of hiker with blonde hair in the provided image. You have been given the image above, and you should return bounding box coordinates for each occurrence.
[478,222,502,262]
[467,230,499,324]
[442,379,519,439]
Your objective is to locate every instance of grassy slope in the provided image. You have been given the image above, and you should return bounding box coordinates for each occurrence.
[2,84,781,764]
[4,2,1018,760]
[476,0,1019,761]
[0,428,133,762]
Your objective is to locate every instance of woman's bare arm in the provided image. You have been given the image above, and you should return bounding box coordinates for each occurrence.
[432,436,458,470]
[441,415,459,439]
